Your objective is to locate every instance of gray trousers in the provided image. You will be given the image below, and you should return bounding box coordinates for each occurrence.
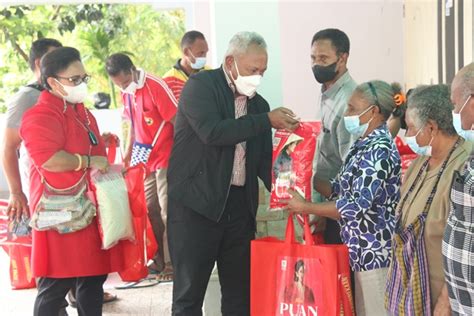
[144,168,170,269]
[354,267,389,316]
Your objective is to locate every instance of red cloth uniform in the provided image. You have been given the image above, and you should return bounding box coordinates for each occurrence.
[20,91,122,278]
[121,70,178,171]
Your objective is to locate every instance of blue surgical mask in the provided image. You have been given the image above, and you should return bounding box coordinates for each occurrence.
[189,52,206,70]
[343,105,374,137]
[405,127,433,156]
[452,95,473,141]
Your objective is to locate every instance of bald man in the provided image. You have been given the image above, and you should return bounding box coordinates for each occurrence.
[442,62,474,315]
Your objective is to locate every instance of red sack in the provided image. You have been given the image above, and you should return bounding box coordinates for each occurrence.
[270,122,321,211]
[0,200,36,290]
[251,214,340,316]
[117,164,158,281]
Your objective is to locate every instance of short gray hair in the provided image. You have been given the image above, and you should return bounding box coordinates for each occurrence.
[454,62,474,101]
[355,80,404,120]
[225,31,267,57]
[407,84,456,135]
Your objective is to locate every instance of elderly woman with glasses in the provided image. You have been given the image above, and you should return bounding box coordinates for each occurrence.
[285,80,402,315]
[385,84,472,316]
[20,47,120,316]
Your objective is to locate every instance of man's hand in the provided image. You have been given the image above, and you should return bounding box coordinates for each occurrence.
[434,285,451,316]
[7,192,30,221]
[268,107,300,132]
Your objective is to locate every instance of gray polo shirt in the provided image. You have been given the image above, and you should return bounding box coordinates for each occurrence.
[314,71,357,181]
[5,84,41,196]
[6,85,41,129]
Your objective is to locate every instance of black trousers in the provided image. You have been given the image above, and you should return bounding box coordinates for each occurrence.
[34,274,107,316]
[324,218,343,244]
[168,186,254,316]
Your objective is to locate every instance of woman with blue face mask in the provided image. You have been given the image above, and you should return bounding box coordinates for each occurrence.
[285,80,403,315]
[385,84,472,316]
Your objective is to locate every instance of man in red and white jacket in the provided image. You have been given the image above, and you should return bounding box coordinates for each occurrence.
[106,53,177,282]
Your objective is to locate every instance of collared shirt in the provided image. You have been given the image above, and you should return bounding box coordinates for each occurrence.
[223,67,248,186]
[314,71,357,181]
[443,149,474,314]
[330,124,401,271]
[163,59,209,101]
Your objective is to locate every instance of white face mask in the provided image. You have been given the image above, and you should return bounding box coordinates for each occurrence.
[452,95,473,141]
[231,59,262,97]
[120,70,139,95]
[121,81,138,95]
[55,79,88,104]
[189,51,206,70]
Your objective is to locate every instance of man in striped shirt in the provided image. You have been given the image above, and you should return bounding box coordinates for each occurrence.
[106,53,178,282]
[163,30,209,101]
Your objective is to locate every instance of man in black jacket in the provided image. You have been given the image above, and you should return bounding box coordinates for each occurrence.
[167,31,299,315]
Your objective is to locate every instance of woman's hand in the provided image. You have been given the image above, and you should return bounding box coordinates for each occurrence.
[434,285,451,316]
[7,192,30,221]
[282,189,308,213]
[101,132,119,147]
[90,156,109,173]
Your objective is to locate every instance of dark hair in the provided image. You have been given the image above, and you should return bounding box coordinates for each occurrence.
[180,30,206,49]
[294,260,305,282]
[40,46,81,90]
[105,53,135,77]
[28,38,62,71]
[311,28,350,55]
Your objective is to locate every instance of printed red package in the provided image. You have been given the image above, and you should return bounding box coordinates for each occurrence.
[394,136,417,178]
[270,122,321,211]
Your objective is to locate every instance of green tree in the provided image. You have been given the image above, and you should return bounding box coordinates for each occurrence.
[0,4,185,111]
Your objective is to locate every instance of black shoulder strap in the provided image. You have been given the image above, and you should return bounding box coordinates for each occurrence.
[26,82,44,91]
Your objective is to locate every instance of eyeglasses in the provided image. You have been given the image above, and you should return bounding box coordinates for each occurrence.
[56,74,91,86]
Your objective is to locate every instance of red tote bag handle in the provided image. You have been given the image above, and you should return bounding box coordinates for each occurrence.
[106,134,123,164]
[285,213,314,246]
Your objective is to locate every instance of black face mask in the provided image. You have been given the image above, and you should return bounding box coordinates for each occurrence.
[312,61,338,84]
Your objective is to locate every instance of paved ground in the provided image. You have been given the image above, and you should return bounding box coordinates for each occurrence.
[0,191,176,315]
[0,249,174,315]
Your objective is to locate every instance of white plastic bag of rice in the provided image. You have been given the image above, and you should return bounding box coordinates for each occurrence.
[92,166,134,249]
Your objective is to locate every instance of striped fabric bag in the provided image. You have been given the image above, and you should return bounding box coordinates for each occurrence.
[385,215,431,316]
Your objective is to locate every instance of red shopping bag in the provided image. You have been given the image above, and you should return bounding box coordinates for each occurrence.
[251,214,339,316]
[0,200,36,290]
[321,244,354,316]
[118,164,158,281]
[310,233,354,315]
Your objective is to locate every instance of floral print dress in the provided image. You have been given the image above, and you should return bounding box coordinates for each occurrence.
[330,124,401,272]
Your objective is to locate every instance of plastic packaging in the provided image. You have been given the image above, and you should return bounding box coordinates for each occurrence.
[270,122,321,211]
[92,165,134,249]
